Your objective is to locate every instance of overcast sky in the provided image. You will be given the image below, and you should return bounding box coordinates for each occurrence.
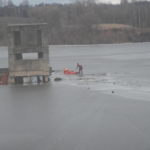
[13,0,120,6]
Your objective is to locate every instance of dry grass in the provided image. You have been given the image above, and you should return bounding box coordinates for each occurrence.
[92,24,133,31]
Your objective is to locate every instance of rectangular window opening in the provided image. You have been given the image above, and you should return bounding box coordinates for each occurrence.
[22,53,38,60]
[37,30,42,46]
[16,54,22,60]
[38,52,43,58]
[14,31,21,47]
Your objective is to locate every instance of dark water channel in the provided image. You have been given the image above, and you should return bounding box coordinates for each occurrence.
[0,43,150,150]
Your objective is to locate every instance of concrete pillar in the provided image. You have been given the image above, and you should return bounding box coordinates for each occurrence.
[18,77,23,84]
[45,76,49,82]
[28,76,31,84]
[11,77,15,84]
[37,76,41,83]
[43,76,45,83]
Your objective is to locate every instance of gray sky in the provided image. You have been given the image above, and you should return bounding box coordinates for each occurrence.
[13,0,120,6]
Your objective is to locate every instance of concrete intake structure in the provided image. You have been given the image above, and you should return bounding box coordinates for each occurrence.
[7,23,50,84]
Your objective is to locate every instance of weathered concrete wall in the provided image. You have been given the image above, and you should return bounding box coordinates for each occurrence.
[7,23,50,77]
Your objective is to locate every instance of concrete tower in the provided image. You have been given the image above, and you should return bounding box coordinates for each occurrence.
[7,23,50,84]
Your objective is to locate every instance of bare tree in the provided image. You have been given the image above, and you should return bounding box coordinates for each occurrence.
[8,0,13,6]
[3,0,8,6]
[20,0,29,6]
[0,0,3,7]
[121,0,128,4]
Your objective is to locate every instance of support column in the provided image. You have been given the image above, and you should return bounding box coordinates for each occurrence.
[18,77,23,84]
[28,76,31,84]
[43,76,45,83]
[45,76,49,83]
[11,77,15,84]
[37,76,40,83]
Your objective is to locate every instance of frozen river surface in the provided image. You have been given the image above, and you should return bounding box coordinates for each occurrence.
[0,43,150,150]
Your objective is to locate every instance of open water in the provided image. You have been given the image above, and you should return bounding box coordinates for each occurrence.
[0,43,150,150]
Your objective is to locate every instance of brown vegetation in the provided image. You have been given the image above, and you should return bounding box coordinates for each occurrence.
[91,24,136,44]
[92,24,133,31]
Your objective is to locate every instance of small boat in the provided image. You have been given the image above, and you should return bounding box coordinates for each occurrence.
[65,71,79,74]
[64,69,79,75]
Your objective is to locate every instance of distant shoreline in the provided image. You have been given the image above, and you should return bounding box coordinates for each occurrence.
[0,42,147,48]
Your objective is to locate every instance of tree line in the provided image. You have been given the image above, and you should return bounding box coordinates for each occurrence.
[0,0,150,45]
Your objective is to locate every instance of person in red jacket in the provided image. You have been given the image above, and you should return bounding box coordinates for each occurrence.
[77,63,83,74]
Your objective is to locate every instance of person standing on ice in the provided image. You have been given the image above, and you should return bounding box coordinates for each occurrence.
[76,63,83,74]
